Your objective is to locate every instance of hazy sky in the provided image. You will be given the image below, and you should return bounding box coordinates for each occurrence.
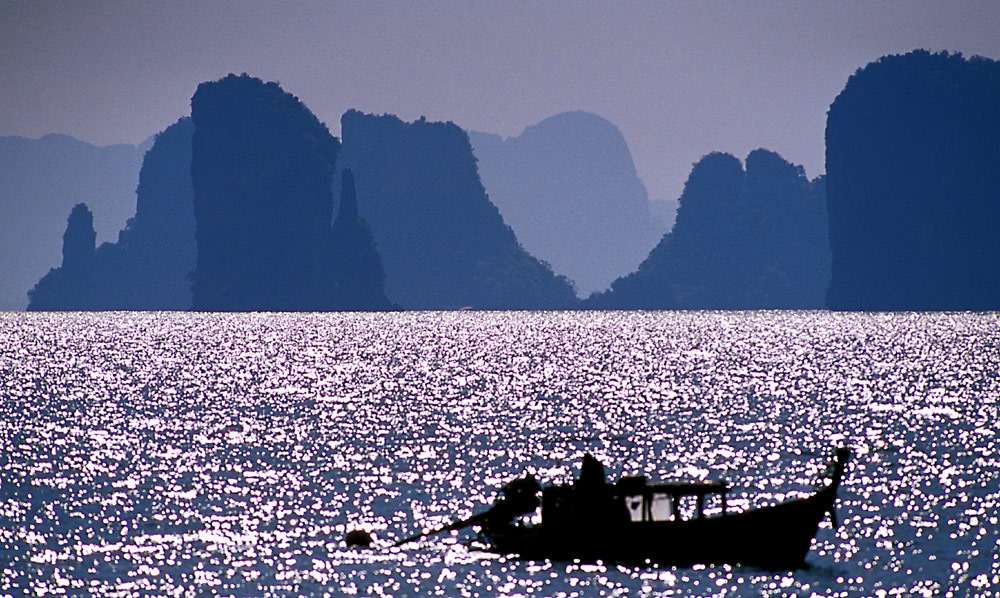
[3,1,998,202]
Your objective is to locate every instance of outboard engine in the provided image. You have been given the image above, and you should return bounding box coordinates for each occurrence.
[484,474,541,526]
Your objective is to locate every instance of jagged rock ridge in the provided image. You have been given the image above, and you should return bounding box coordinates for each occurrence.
[336,110,577,310]
[588,149,829,309]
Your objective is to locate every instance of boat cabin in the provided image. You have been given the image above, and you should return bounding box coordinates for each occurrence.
[616,476,729,522]
[537,473,730,527]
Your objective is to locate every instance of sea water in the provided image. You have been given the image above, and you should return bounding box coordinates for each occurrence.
[1,311,998,597]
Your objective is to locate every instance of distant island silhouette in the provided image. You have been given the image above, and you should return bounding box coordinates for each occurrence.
[0,134,147,310]
[826,50,1000,310]
[336,110,577,310]
[28,75,395,312]
[587,149,829,309]
[469,112,659,297]
[28,119,194,310]
[16,49,1000,312]
[190,75,392,312]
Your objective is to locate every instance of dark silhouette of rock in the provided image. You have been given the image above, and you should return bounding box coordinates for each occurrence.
[336,110,576,310]
[826,50,1000,310]
[28,204,97,310]
[469,112,658,297]
[61,203,97,272]
[27,119,196,311]
[190,75,391,311]
[0,134,145,309]
[331,169,394,310]
[119,118,197,309]
[588,150,829,309]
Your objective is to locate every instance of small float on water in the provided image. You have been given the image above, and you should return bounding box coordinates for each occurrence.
[392,447,850,569]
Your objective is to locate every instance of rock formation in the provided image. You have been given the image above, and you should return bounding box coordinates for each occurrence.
[826,50,1000,310]
[336,110,576,310]
[27,120,195,310]
[190,75,391,311]
[469,112,657,296]
[330,169,393,310]
[119,118,197,309]
[28,203,97,309]
[588,149,829,309]
[61,203,97,272]
[0,134,145,310]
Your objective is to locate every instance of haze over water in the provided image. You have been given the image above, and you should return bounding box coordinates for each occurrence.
[1,311,998,596]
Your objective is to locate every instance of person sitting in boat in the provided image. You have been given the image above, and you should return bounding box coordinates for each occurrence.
[578,453,607,488]
[575,453,630,523]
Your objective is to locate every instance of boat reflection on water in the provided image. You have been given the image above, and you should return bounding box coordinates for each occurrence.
[396,447,850,569]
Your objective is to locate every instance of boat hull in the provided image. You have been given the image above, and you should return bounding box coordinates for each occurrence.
[483,483,837,569]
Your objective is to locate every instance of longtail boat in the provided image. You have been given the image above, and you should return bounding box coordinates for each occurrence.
[393,447,850,569]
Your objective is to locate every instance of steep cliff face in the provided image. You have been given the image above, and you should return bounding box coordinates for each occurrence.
[336,110,576,310]
[28,203,97,310]
[190,74,338,311]
[0,134,144,310]
[110,118,196,309]
[826,50,1000,310]
[330,169,393,310]
[27,120,195,311]
[61,203,97,272]
[588,150,829,309]
[128,118,196,278]
[190,75,391,311]
[469,112,656,296]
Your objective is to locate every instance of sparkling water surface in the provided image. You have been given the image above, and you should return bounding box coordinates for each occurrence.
[1,311,998,597]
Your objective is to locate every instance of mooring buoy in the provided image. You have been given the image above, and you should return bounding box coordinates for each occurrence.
[345,529,373,547]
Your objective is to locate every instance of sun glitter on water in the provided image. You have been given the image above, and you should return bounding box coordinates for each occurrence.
[1,311,998,596]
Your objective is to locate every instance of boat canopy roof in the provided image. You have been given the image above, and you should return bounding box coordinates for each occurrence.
[615,475,728,496]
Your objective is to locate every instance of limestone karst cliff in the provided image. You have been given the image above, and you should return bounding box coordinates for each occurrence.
[330,169,393,310]
[190,75,391,311]
[588,149,829,309]
[825,50,1000,310]
[469,112,657,297]
[27,120,194,310]
[29,75,394,312]
[28,203,97,310]
[336,110,576,310]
